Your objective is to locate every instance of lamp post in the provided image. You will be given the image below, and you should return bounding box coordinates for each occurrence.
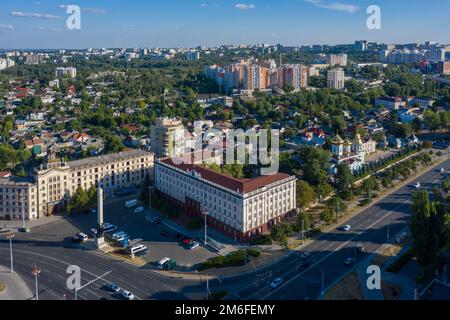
[31,265,41,300]
[387,214,390,241]
[202,211,208,245]
[314,265,325,297]
[6,233,15,273]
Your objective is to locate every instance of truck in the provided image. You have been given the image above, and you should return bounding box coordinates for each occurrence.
[125,199,138,208]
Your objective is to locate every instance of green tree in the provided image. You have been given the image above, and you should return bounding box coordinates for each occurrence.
[335,164,354,193]
[361,177,379,202]
[296,180,316,210]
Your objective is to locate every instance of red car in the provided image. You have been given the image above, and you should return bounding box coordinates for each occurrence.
[182,238,193,245]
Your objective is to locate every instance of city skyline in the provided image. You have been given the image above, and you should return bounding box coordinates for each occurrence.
[0,0,449,49]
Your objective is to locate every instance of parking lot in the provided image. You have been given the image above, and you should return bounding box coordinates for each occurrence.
[71,195,218,270]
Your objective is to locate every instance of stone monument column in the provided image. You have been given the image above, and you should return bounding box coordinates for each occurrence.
[95,187,107,249]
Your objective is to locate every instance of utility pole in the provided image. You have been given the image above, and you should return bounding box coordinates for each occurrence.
[31,265,41,300]
[6,234,15,273]
[301,218,305,242]
[202,211,208,245]
[387,214,390,241]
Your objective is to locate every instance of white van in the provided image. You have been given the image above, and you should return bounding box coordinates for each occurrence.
[130,244,147,254]
[157,257,171,270]
[125,199,138,208]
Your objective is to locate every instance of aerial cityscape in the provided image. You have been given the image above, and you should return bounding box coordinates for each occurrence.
[0,0,450,312]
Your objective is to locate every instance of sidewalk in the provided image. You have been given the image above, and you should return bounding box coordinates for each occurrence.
[0,215,64,232]
[0,266,34,300]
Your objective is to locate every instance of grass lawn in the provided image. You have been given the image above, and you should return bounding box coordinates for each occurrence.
[323,272,363,300]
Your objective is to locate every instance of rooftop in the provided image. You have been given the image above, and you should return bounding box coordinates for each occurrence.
[0,176,35,187]
[68,149,153,169]
[158,157,293,194]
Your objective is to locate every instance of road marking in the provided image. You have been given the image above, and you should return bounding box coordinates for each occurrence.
[255,167,446,300]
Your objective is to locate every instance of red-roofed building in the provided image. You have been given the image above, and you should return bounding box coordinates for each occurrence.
[155,157,297,240]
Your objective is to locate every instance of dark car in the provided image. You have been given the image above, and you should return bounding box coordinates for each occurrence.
[160,231,170,238]
[135,248,150,257]
[175,233,185,241]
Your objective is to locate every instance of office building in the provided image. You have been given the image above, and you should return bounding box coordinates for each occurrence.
[327,68,345,90]
[151,117,185,158]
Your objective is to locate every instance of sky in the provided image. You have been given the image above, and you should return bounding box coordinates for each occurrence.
[0,0,449,49]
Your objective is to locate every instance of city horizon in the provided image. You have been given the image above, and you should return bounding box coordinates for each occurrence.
[0,0,449,49]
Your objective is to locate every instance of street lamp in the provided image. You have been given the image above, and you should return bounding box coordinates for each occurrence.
[202,211,208,245]
[6,233,15,273]
[387,214,390,241]
[31,265,41,300]
[313,265,325,297]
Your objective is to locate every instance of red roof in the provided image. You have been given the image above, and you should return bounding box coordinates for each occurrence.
[159,158,292,194]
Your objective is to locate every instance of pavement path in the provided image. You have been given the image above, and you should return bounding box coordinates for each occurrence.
[0,265,34,300]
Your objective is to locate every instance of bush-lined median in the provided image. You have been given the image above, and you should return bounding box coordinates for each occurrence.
[197,249,260,271]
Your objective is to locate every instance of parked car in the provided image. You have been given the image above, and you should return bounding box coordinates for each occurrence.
[160,231,170,238]
[134,206,144,214]
[102,223,117,233]
[90,228,98,237]
[182,238,193,245]
[121,290,135,300]
[343,225,352,232]
[147,216,161,225]
[413,182,421,189]
[270,278,283,288]
[135,248,150,257]
[72,232,88,243]
[108,283,121,292]
[125,199,138,208]
[188,241,200,250]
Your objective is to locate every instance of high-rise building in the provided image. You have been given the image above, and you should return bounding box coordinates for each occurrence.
[0,58,15,70]
[151,117,185,158]
[355,40,368,52]
[327,68,345,90]
[185,51,200,61]
[243,64,267,91]
[277,64,308,90]
[55,67,77,78]
[429,48,446,62]
[327,54,348,67]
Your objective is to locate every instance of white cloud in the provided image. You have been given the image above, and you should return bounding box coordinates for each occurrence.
[11,11,62,19]
[36,26,64,32]
[0,24,15,30]
[235,3,256,10]
[304,0,358,13]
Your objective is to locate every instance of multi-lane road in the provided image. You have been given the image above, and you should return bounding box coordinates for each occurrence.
[228,157,450,300]
[0,157,448,300]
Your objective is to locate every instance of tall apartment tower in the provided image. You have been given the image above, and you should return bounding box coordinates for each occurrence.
[327,68,345,90]
[150,117,185,158]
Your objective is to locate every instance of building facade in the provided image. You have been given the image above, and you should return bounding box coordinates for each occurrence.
[0,177,37,220]
[150,117,185,158]
[0,150,154,221]
[327,68,345,90]
[154,158,297,240]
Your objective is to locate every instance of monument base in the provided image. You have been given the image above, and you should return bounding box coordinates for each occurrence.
[95,237,108,250]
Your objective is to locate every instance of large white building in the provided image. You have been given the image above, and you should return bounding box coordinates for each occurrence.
[150,117,185,158]
[0,177,38,220]
[327,68,345,90]
[0,149,154,220]
[0,58,15,71]
[55,67,77,78]
[327,54,348,67]
[154,158,297,240]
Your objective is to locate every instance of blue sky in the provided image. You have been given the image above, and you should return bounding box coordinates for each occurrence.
[0,0,449,49]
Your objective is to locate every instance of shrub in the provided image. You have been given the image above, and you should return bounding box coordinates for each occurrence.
[386,249,414,273]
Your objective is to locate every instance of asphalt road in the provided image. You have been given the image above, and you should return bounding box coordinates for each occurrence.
[226,157,450,300]
[0,158,448,300]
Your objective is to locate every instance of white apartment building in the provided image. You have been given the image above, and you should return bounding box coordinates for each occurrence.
[327,54,348,67]
[0,177,38,220]
[327,68,345,90]
[0,58,15,71]
[55,67,77,78]
[151,117,185,158]
[154,158,297,240]
[0,150,154,220]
